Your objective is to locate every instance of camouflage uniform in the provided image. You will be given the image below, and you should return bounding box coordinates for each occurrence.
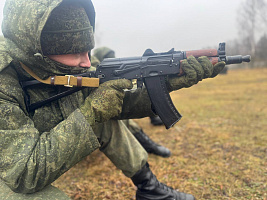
[92,48,143,134]
[0,0,226,199]
[0,0,152,198]
[92,48,172,158]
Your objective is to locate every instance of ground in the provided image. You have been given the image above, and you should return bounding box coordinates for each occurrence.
[53,67,267,200]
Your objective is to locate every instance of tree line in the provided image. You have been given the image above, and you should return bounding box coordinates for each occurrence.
[227,0,267,67]
[1,0,266,67]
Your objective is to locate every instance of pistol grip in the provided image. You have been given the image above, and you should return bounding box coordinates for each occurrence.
[144,76,182,129]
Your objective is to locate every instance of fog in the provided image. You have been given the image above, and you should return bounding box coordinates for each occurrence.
[0,0,244,57]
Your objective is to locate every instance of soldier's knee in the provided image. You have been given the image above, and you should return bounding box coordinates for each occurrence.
[0,180,71,200]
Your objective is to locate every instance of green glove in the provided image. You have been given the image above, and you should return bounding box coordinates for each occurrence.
[80,79,133,126]
[166,56,225,92]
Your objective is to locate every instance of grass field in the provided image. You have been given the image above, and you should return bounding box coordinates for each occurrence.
[53,67,267,200]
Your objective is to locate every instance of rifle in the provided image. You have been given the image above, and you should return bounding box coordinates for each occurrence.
[21,42,250,129]
[91,42,250,129]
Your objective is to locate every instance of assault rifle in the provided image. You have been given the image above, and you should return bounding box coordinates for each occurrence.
[21,42,250,129]
[92,42,250,129]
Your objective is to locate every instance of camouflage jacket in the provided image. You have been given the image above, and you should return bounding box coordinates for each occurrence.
[0,0,153,194]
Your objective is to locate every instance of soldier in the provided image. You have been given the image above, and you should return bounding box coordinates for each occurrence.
[93,47,165,127]
[0,0,225,199]
[93,47,171,157]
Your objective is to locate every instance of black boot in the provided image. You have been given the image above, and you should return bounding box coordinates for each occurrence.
[131,163,195,200]
[134,130,171,158]
[150,116,164,126]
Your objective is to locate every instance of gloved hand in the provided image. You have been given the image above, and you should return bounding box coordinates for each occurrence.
[166,56,225,92]
[80,79,133,126]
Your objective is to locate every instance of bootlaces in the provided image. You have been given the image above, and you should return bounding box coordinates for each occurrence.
[156,180,174,192]
[152,173,175,193]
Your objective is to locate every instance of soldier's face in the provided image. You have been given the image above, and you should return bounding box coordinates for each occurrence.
[48,51,91,68]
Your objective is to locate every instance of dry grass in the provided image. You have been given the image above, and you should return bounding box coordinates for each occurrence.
[53,67,267,200]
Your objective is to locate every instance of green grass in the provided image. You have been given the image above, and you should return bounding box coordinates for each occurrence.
[53,67,267,200]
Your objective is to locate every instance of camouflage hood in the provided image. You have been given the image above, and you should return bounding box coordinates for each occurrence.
[93,47,115,62]
[1,0,95,78]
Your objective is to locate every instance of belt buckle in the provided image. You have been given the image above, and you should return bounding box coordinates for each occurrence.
[64,75,74,87]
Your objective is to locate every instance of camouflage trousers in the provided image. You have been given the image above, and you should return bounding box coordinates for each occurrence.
[0,182,71,200]
[0,120,147,199]
[122,119,142,134]
[94,119,147,177]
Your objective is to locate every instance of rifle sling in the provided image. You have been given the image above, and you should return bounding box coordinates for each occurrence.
[20,62,99,87]
[19,62,99,112]
[26,87,82,112]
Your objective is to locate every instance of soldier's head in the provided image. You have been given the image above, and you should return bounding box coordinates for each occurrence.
[93,47,115,62]
[40,2,95,68]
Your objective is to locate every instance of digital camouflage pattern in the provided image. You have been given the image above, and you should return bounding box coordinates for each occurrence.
[92,120,147,178]
[41,3,95,55]
[93,47,143,133]
[0,180,71,200]
[166,56,226,92]
[80,79,133,126]
[0,0,154,196]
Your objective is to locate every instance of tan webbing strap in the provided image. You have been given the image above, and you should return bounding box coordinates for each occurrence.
[20,62,99,87]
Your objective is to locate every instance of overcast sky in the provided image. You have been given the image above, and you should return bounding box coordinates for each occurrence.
[0,0,245,57]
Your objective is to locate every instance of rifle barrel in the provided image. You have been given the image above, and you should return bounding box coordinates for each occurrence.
[224,55,251,65]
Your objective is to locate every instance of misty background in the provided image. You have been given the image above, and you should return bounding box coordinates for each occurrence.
[0,0,266,64]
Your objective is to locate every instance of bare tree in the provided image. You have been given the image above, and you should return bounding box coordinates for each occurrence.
[256,34,267,59]
[237,0,267,57]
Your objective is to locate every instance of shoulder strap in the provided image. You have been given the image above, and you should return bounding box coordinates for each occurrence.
[20,62,99,87]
